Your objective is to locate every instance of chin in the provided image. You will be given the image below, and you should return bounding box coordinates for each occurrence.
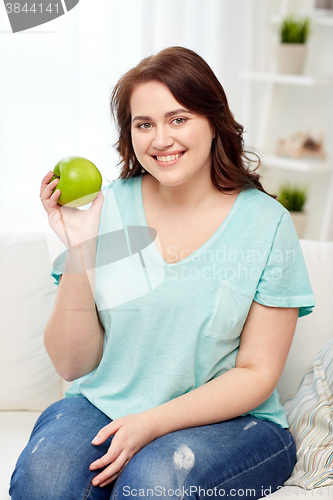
[157,173,193,188]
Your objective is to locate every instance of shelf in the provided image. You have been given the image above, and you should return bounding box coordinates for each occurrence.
[270,13,333,27]
[240,71,333,86]
[315,15,333,26]
[261,155,332,173]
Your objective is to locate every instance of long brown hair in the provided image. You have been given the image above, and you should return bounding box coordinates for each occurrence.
[110,46,273,197]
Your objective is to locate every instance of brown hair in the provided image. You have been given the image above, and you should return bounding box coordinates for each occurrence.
[110,46,273,197]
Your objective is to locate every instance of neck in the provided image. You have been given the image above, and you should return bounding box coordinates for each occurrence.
[151,168,220,213]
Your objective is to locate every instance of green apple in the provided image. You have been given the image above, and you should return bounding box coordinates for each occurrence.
[50,156,102,207]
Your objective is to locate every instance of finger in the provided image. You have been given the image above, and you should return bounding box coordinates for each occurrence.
[93,190,104,202]
[45,185,61,214]
[99,477,116,488]
[39,171,55,197]
[92,421,119,446]
[40,177,59,203]
[99,459,129,488]
[90,438,124,471]
[40,181,61,214]
[98,458,130,488]
[90,435,121,471]
[92,452,128,487]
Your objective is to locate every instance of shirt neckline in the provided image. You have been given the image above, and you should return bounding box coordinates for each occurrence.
[136,174,246,267]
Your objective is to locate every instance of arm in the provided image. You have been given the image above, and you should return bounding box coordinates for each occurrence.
[90,301,298,487]
[40,171,104,382]
[44,242,104,382]
[145,301,298,431]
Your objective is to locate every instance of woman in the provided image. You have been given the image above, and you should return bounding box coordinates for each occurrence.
[10,46,315,500]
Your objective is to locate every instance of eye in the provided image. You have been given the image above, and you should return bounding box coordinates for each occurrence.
[171,118,186,125]
[138,123,152,130]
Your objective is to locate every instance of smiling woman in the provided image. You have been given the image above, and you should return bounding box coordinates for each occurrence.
[10,46,315,500]
[130,81,215,189]
[111,46,266,197]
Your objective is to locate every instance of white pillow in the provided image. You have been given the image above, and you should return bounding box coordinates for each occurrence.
[276,239,333,404]
[0,231,63,410]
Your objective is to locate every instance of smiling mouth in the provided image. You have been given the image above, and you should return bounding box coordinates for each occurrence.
[152,151,186,163]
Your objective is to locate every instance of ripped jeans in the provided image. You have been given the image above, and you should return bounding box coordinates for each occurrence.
[9,396,296,500]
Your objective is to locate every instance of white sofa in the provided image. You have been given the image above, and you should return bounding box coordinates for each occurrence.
[1,230,333,500]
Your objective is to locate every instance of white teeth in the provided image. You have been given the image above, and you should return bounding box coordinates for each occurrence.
[156,152,183,162]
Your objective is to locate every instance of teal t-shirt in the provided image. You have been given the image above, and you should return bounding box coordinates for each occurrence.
[51,174,315,427]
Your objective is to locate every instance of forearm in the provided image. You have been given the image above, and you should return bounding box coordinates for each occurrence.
[145,367,274,439]
[44,240,104,381]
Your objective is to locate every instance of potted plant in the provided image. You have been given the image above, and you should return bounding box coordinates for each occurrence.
[275,16,310,74]
[277,183,308,238]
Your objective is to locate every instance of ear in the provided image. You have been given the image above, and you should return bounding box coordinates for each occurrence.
[212,125,216,139]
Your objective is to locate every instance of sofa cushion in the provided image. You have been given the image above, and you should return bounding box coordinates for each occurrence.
[283,337,333,489]
[0,231,63,410]
[0,411,41,499]
[276,239,333,404]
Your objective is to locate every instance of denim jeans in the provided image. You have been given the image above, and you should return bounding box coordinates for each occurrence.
[10,396,296,500]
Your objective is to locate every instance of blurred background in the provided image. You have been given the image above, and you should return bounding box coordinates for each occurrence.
[1,0,332,239]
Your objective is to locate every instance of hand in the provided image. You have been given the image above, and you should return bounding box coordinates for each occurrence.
[89,412,159,488]
[40,171,104,248]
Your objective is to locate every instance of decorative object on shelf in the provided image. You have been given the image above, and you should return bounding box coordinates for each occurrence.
[315,0,333,9]
[276,130,326,160]
[277,183,308,238]
[275,16,310,74]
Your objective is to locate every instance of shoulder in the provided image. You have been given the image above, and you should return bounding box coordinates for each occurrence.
[99,175,142,228]
[101,175,138,195]
[241,186,288,222]
[233,187,294,246]
[101,176,140,211]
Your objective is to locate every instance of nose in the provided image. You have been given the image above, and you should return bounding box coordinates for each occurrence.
[152,126,173,150]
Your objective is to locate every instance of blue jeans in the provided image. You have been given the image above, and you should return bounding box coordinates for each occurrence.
[10,397,296,500]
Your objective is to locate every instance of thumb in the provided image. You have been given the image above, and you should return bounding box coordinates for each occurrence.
[90,190,104,211]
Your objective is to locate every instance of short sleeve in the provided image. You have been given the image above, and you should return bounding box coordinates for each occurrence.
[254,212,315,318]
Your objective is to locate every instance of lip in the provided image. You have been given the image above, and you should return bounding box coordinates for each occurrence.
[151,150,186,167]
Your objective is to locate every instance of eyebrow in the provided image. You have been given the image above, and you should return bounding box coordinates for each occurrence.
[132,108,193,123]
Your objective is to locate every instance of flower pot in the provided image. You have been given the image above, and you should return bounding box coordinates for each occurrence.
[290,211,307,239]
[275,43,306,74]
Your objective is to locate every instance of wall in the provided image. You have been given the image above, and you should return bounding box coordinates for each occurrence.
[243,0,333,241]
[0,0,251,232]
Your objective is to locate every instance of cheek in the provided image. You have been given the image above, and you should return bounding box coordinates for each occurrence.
[131,131,144,157]
[187,128,213,155]
[182,125,213,148]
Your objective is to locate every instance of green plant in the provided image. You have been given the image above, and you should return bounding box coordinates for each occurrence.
[280,16,310,43]
[277,183,307,212]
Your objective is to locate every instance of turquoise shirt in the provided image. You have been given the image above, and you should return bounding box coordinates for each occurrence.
[51,174,315,427]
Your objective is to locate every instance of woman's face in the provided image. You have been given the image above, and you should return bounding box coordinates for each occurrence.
[130,81,215,187]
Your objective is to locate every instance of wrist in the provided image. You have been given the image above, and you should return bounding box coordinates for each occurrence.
[53,237,98,275]
[143,406,170,440]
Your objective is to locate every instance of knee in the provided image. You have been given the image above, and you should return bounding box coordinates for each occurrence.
[10,440,84,500]
[116,441,197,497]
